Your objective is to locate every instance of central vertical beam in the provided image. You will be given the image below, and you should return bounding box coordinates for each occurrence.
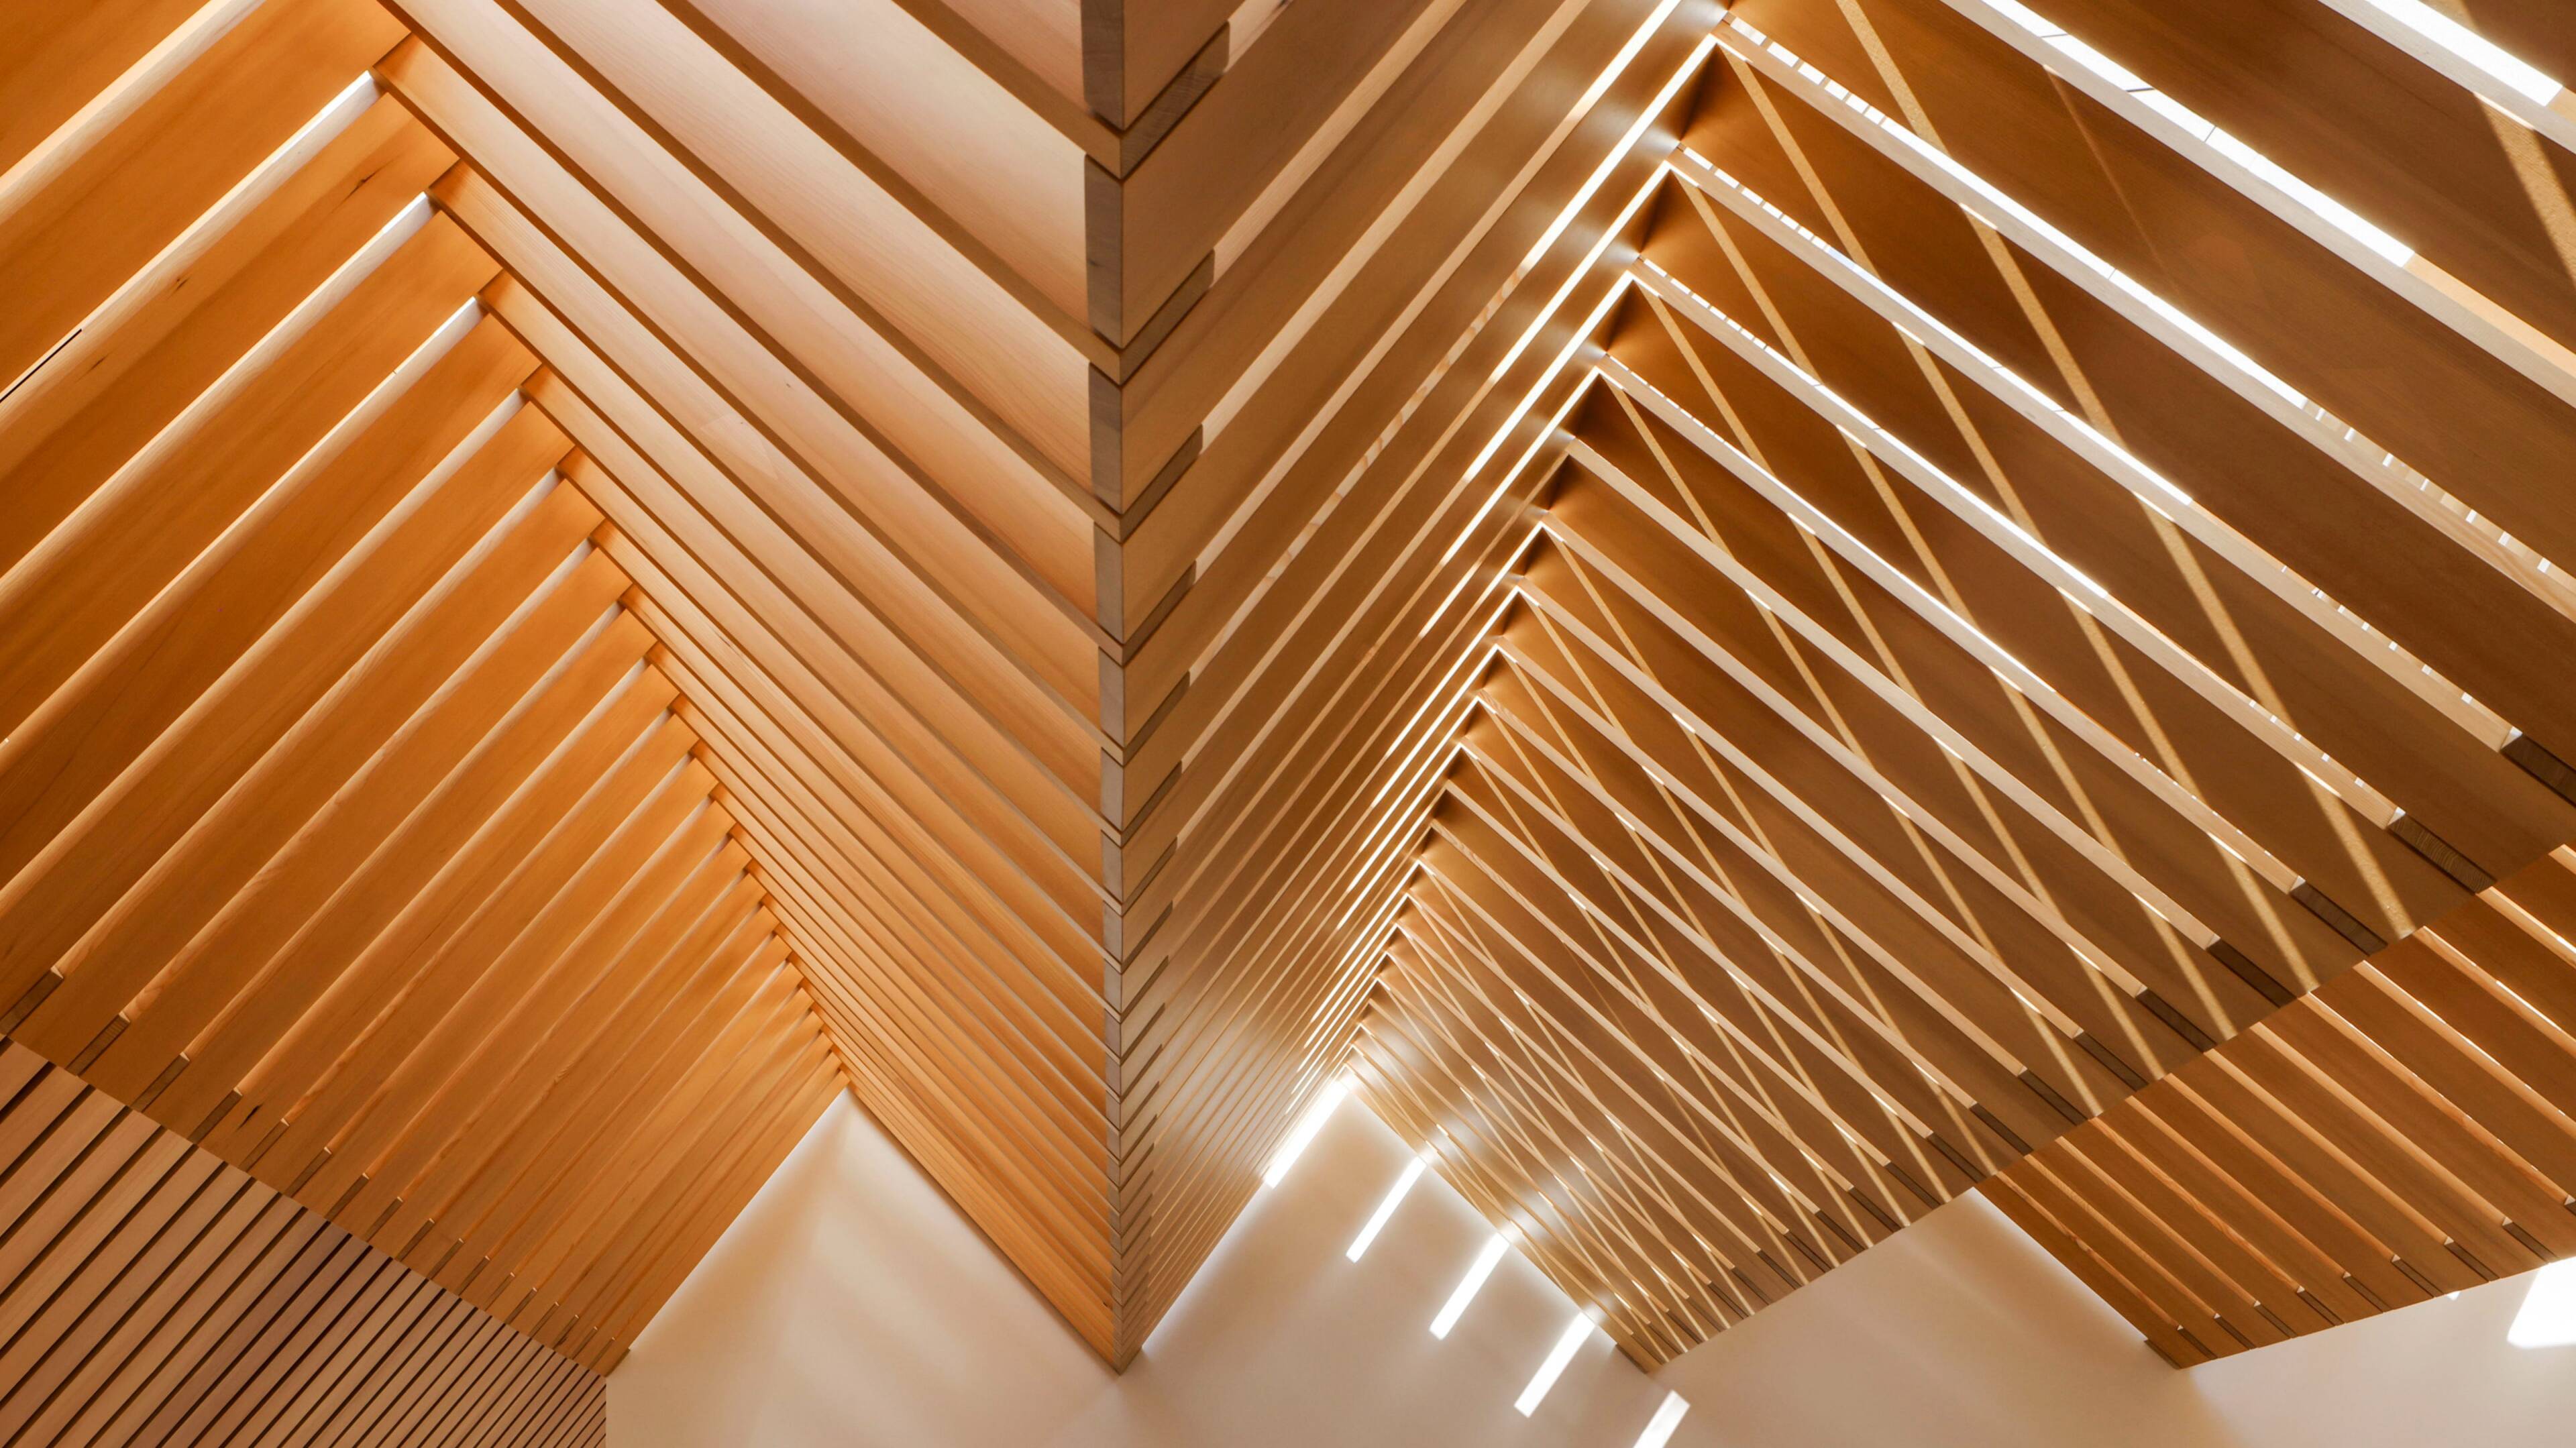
[1081,1,1230,1368]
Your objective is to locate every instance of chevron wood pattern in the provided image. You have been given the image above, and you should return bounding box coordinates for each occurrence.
[1346,0,2576,1369]
[9,0,2576,1402]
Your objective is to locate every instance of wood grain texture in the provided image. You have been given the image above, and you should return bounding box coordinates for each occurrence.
[17,0,2576,1388]
[0,1037,606,1447]
[1346,1,2576,1368]
[358,0,1711,1366]
[0,9,840,1390]
[1990,848,2576,1364]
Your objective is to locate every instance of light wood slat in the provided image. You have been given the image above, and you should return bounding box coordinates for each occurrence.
[19,0,2576,1388]
[0,211,498,802]
[0,0,404,388]
[0,0,210,178]
[676,0,1089,331]
[1348,1,2576,1370]
[1996,849,2576,1361]
[0,1037,606,1447]
[0,90,449,553]
[7,331,564,1056]
[0,23,847,1376]
[38,549,638,1091]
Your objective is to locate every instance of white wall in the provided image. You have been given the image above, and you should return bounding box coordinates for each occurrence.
[1652,1188,2576,1447]
[618,1087,2576,1448]
[609,1092,1679,1447]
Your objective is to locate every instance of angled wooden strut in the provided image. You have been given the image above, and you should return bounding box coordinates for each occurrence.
[13,0,2575,1394]
[1350,0,2576,1369]
[0,0,1727,1381]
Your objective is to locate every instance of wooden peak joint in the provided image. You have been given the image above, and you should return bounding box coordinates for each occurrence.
[6,0,2576,1402]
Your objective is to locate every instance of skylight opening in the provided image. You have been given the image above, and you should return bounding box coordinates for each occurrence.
[1347,1158,1428,1260]
[1430,1233,1511,1337]
[1516,1307,1604,1414]
[1261,1078,1349,1186]
[1631,1391,1692,1447]
[2509,1258,2576,1347]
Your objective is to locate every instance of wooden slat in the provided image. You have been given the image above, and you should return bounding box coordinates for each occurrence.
[18,0,2576,1388]
[0,38,845,1375]
[0,1038,604,1447]
[1346,0,2576,1370]
[1996,849,2576,1359]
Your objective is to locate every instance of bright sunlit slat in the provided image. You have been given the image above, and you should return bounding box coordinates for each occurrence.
[1430,1234,1511,1337]
[1347,1158,1427,1260]
[1260,1079,1348,1187]
[1515,1308,1601,1414]
[2353,0,2561,105]
[1631,1391,1691,1448]
[2508,1258,2576,1347]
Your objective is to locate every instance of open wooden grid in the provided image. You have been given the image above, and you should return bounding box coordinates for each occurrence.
[1352,0,2576,1368]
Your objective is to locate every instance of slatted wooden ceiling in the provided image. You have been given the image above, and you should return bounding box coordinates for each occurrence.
[3,0,1725,1381]
[359,0,1723,1366]
[1348,0,2576,1371]
[1990,846,2576,1364]
[2,0,838,1390]
[14,0,2576,1403]
[0,1039,603,1445]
